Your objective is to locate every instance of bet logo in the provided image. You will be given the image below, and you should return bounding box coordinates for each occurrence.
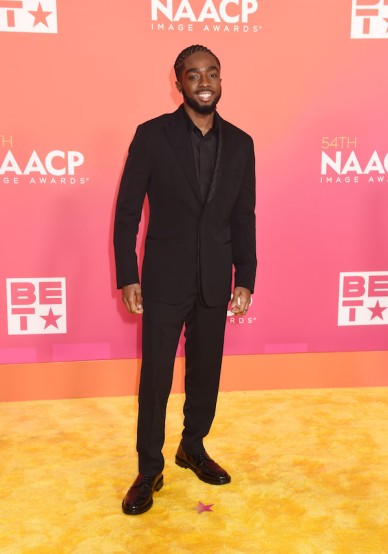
[6,278,67,334]
[338,272,388,326]
[351,0,388,39]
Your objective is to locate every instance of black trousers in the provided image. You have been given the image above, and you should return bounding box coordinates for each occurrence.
[137,294,228,475]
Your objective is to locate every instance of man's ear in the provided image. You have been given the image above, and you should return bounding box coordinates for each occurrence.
[175,81,182,93]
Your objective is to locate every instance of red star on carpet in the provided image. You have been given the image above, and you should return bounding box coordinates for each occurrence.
[195,501,214,514]
[40,308,62,329]
[29,2,52,27]
[368,300,387,321]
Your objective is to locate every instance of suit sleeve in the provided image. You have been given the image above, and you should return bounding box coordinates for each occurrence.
[230,136,257,292]
[113,124,150,289]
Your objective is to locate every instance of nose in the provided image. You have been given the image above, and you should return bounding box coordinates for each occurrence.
[199,72,210,87]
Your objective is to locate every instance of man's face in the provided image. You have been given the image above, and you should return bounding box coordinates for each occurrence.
[176,51,222,115]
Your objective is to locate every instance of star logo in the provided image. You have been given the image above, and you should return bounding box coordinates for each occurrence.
[40,308,62,329]
[28,2,52,27]
[368,300,387,321]
[195,501,214,514]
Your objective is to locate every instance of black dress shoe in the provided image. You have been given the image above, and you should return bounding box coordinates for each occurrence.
[122,473,163,515]
[175,443,231,485]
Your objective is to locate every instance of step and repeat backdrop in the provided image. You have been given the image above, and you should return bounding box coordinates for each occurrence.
[1,2,387,379]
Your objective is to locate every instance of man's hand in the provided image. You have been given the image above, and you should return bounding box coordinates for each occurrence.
[229,286,251,315]
[122,283,143,314]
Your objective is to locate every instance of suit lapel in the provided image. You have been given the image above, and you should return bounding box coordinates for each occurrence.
[206,112,223,205]
[163,106,202,204]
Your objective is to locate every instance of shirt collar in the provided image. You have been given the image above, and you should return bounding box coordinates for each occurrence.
[181,104,219,136]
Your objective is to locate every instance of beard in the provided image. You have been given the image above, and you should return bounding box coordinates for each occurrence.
[182,88,222,115]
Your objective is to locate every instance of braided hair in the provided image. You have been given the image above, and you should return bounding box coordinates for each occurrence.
[174,45,221,80]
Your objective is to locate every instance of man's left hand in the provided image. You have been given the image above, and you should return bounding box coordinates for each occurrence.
[229,287,251,315]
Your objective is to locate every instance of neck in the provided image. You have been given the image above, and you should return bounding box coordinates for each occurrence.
[183,104,215,135]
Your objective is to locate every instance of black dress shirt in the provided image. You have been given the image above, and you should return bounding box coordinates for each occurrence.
[183,107,219,203]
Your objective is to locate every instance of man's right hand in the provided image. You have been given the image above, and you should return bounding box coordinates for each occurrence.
[122,283,143,314]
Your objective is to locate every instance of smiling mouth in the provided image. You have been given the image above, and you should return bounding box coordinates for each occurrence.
[196,91,213,102]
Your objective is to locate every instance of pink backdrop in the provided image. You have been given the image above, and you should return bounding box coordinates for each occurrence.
[1,1,387,370]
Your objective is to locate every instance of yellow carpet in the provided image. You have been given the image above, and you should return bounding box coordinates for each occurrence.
[1,388,387,553]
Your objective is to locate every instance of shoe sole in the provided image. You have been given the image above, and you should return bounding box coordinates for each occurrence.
[122,476,164,515]
[175,455,231,485]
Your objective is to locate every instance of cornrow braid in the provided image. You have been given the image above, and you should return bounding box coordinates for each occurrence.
[174,44,221,80]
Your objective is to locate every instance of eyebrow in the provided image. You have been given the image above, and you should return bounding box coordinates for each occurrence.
[185,65,219,74]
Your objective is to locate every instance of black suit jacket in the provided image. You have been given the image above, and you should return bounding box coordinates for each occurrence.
[114,105,256,307]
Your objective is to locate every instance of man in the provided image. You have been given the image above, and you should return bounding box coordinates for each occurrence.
[114,45,256,515]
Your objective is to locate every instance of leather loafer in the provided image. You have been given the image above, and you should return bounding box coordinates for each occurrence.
[122,473,163,515]
[175,443,231,485]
